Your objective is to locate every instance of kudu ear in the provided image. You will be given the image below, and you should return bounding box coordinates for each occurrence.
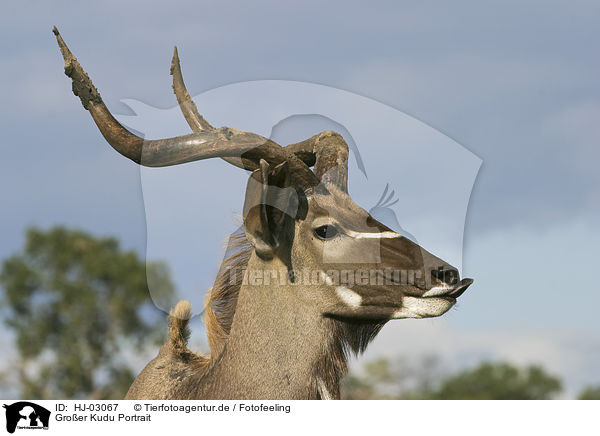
[243,159,305,261]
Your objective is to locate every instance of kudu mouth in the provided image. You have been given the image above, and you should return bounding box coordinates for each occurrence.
[418,277,474,299]
[388,277,473,320]
[447,278,474,298]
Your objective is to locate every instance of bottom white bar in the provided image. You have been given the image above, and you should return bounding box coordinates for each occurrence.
[0,400,596,435]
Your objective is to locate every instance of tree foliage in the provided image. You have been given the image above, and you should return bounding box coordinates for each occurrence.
[422,362,562,400]
[342,358,394,399]
[343,357,563,400]
[0,227,174,399]
[342,355,442,399]
[578,385,600,400]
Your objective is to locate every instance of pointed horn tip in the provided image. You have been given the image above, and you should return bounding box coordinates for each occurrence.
[52,25,65,46]
[170,46,180,76]
[52,28,102,110]
[52,26,75,64]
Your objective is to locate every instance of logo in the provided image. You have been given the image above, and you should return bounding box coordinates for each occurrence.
[115,80,481,312]
[2,402,50,434]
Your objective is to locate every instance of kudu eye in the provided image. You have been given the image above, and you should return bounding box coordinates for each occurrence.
[314,225,339,240]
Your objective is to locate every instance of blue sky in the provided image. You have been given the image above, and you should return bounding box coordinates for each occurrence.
[1,1,599,396]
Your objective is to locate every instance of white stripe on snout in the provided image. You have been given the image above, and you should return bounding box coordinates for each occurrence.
[422,285,453,297]
[336,286,362,307]
[345,230,401,239]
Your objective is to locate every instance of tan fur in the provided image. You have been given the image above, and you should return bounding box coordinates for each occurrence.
[203,230,252,356]
[167,300,192,352]
[163,230,252,372]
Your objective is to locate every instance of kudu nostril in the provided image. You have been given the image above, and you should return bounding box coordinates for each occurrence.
[419,248,461,288]
[431,266,459,286]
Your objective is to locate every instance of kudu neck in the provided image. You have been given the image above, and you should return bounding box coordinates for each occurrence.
[207,253,342,399]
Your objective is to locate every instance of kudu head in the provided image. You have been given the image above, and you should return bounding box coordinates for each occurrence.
[54,27,472,328]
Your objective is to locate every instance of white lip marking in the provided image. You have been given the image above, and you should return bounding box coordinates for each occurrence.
[345,230,401,239]
[392,296,454,319]
[336,286,362,307]
[422,285,453,297]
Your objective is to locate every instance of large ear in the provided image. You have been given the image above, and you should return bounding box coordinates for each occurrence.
[243,159,304,261]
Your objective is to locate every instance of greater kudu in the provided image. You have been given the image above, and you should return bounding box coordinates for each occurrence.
[54,27,473,400]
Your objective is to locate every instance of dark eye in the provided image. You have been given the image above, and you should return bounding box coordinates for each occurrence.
[314,225,339,240]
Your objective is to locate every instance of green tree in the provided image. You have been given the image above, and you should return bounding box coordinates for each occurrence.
[341,374,376,400]
[422,362,562,400]
[578,385,600,400]
[342,355,441,399]
[0,227,174,399]
[342,358,398,399]
[343,358,564,400]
